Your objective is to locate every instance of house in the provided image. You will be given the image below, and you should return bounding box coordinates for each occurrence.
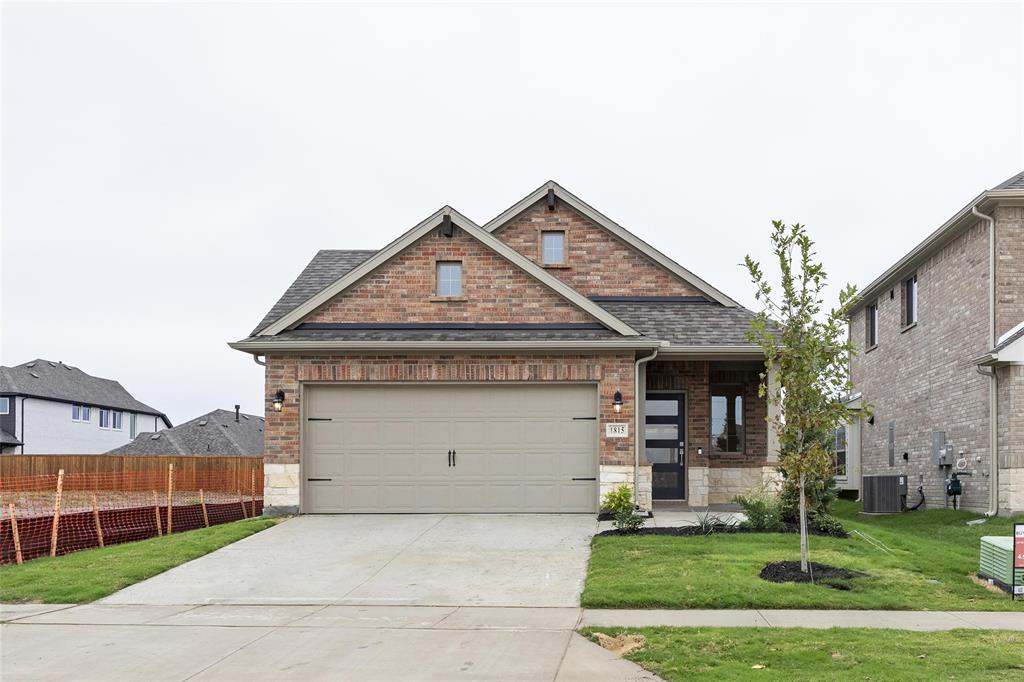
[106,407,264,456]
[232,181,779,515]
[0,359,170,454]
[847,171,1024,515]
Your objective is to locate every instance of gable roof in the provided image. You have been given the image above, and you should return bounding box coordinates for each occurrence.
[106,408,263,456]
[484,181,740,308]
[253,250,376,335]
[597,299,765,351]
[254,207,640,338]
[0,359,169,422]
[852,170,1024,312]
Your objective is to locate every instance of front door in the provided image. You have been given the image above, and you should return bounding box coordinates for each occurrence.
[645,393,686,500]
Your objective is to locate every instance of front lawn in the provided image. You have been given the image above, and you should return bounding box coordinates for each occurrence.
[580,627,1024,681]
[582,500,1024,610]
[0,517,278,603]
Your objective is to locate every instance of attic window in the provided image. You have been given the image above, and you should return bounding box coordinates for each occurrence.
[436,261,462,297]
[542,231,565,265]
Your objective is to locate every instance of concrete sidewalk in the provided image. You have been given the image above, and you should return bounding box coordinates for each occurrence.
[582,608,1024,631]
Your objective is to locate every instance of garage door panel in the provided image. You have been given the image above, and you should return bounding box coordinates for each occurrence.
[304,384,597,513]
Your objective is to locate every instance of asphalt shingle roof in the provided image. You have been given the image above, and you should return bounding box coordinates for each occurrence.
[598,300,762,346]
[0,359,168,420]
[0,428,22,447]
[107,409,263,456]
[993,171,1024,190]
[253,249,377,335]
[993,322,1024,352]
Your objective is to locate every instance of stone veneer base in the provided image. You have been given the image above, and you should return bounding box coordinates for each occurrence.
[599,464,652,511]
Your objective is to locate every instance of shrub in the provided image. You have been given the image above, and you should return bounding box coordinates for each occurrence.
[810,512,846,536]
[602,484,645,533]
[778,468,839,523]
[734,486,784,532]
[693,509,736,535]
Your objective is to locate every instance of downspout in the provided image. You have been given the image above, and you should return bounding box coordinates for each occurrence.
[634,347,660,508]
[972,205,998,516]
[20,396,26,454]
[253,355,267,367]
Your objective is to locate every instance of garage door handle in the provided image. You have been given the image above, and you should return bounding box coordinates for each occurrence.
[452,450,456,466]
[448,450,452,467]
[307,478,332,482]
[572,477,596,481]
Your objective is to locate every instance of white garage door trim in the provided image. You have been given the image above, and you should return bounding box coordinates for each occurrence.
[300,382,599,514]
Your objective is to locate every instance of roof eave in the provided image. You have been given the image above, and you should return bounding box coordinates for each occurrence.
[229,339,662,353]
[655,345,765,358]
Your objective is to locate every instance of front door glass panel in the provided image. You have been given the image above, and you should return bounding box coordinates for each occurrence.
[646,393,686,499]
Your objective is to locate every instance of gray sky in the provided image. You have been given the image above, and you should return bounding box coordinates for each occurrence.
[2,1,1022,426]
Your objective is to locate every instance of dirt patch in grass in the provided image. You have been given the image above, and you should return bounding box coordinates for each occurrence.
[760,561,868,590]
[591,632,647,656]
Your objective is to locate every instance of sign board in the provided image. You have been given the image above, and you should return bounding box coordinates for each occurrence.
[605,423,629,438]
[1015,524,1024,569]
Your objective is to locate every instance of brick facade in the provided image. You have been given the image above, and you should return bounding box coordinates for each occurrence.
[307,226,594,324]
[995,206,1024,339]
[495,200,703,297]
[849,216,1019,513]
[264,352,636,467]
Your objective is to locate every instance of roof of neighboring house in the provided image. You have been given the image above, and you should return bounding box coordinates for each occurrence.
[253,249,377,335]
[851,170,1024,312]
[597,299,765,347]
[0,428,22,447]
[106,409,263,456]
[0,359,169,422]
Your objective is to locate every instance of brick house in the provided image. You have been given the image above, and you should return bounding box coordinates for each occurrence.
[847,171,1024,515]
[232,182,779,515]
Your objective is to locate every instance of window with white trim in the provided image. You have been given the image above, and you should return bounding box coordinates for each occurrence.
[436,261,462,297]
[541,231,566,265]
[130,413,137,438]
[72,404,91,422]
[112,411,123,431]
[866,302,879,347]
[0,397,8,415]
[834,426,848,477]
[99,409,110,429]
[903,274,918,326]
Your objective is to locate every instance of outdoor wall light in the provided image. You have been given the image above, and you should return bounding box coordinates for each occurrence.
[272,389,285,412]
[612,391,623,413]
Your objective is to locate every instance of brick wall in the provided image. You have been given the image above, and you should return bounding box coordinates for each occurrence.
[263,352,636,467]
[995,206,1024,339]
[645,360,767,469]
[306,227,594,324]
[996,364,1024,470]
[850,219,993,512]
[495,199,702,297]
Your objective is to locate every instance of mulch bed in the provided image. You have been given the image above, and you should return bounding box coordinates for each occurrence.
[760,560,869,590]
[597,523,848,539]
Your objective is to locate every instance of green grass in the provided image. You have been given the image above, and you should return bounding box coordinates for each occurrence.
[0,518,278,604]
[580,627,1024,681]
[582,500,1024,610]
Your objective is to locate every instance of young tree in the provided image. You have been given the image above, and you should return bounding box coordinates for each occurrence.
[744,221,860,573]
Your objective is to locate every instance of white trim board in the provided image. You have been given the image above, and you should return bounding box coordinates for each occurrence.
[484,180,740,308]
[257,206,640,337]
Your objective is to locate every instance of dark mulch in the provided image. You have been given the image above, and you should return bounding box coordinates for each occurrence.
[760,561,869,590]
[597,522,848,539]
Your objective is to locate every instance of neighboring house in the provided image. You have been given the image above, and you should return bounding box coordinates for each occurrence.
[107,407,264,456]
[233,181,780,515]
[847,171,1024,515]
[0,359,170,454]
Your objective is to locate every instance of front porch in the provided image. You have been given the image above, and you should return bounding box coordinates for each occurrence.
[600,357,780,510]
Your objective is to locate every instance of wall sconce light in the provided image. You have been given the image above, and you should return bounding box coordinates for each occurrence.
[612,391,623,413]
[697,447,703,456]
[272,389,285,412]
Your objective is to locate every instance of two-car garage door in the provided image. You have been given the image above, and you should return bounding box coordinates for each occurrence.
[303,384,598,513]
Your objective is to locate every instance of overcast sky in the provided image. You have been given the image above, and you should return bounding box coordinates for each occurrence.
[2,1,1022,426]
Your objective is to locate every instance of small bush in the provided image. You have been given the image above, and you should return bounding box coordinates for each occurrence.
[602,484,645,533]
[693,509,736,535]
[734,486,784,532]
[810,512,846,536]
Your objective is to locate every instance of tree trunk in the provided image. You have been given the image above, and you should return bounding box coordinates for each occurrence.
[799,472,809,573]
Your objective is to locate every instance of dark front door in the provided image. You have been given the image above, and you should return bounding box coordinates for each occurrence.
[646,393,686,500]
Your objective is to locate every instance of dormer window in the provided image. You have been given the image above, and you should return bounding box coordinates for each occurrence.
[436,261,462,297]
[542,231,565,265]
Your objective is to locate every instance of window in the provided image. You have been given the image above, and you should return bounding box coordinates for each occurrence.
[541,231,565,265]
[72,404,91,422]
[710,385,744,453]
[436,261,462,297]
[866,302,879,347]
[99,409,110,429]
[834,426,848,477]
[903,274,918,326]
[112,411,123,430]
[0,397,8,415]
[130,413,137,438]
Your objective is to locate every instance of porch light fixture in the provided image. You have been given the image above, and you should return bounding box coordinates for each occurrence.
[612,391,623,413]
[272,389,285,412]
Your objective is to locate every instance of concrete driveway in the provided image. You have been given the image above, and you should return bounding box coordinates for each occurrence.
[2,515,660,681]
[102,514,596,607]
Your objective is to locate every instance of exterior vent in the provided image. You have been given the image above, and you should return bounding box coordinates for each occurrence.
[978,536,1023,593]
[862,474,908,514]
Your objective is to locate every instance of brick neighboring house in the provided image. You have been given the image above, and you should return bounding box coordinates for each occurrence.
[233,182,779,515]
[847,171,1024,515]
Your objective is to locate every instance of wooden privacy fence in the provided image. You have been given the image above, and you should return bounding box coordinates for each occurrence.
[0,455,264,565]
